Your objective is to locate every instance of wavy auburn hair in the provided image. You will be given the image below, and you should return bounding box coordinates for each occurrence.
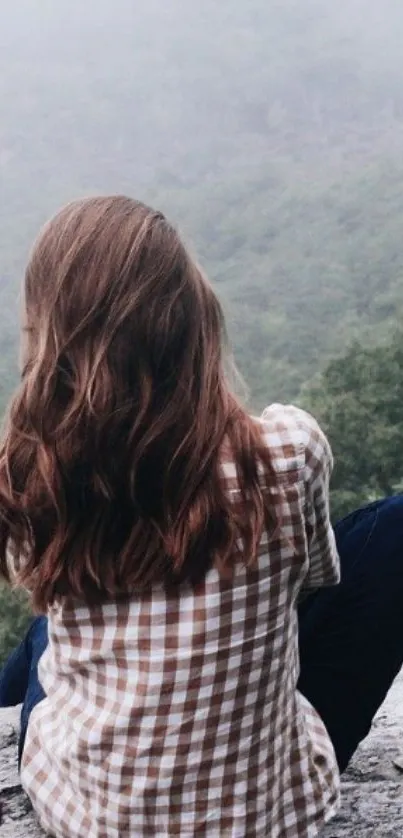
[0,196,277,611]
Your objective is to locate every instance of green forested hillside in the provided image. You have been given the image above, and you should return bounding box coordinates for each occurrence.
[2,0,403,411]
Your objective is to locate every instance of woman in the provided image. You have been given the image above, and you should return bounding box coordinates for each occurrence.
[0,196,402,837]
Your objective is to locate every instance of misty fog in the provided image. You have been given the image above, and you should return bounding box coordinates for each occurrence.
[1,0,403,406]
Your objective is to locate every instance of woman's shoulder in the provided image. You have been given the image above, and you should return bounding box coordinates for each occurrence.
[255,403,330,479]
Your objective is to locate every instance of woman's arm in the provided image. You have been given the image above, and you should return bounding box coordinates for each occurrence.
[301,411,340,591]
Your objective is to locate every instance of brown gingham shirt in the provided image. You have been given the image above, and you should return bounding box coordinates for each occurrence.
[21,404,341,837]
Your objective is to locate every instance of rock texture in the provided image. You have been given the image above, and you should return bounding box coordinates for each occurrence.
[321,669,403,837]
[0,671,402,836]
[0,708,44,838]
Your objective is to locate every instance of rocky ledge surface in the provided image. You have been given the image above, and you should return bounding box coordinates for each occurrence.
[0,670,402,836]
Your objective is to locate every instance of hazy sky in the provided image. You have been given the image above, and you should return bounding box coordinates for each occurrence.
[2,0,403,227]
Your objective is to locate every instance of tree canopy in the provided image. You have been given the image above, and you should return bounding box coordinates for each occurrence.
[303,332,403,520]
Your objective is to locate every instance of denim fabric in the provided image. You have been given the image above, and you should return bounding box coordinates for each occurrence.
[0,615,47,767]
[298,496,403,771]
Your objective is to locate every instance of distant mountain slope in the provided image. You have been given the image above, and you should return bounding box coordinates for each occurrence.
[1,0,403,409]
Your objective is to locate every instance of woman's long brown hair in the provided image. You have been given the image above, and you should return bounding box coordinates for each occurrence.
[0,196,277,612]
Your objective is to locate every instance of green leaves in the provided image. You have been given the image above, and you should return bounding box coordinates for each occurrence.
[0,584,32,667]
[303,332,403,520]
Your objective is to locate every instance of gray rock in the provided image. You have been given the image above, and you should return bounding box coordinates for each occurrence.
[0,708,44,837]
[0,671,402,836]
[322,669,403,837]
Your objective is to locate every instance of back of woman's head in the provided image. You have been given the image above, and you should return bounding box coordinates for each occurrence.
[0,196,276,611]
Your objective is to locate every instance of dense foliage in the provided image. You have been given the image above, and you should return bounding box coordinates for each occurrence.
[0,585,32,667]
[303,332,403,520]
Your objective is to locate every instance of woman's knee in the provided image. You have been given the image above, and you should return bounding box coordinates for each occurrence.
[374,494,403,523]
[334,495,403,578]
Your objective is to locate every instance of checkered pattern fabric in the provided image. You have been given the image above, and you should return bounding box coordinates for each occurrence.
[21,404,340,837]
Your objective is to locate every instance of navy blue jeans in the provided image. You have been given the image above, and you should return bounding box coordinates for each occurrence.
[1,498,403,773]
[0,614,48,767]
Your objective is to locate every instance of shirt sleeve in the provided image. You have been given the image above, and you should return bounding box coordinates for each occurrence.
[300,410,340,593]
